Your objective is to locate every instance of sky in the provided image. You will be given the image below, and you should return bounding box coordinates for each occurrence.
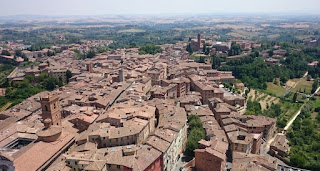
[0,0,320,17]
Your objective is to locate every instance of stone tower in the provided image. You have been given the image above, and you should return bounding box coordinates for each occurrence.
[87,63,93,73]
[119,68,125,82]
[40,93,62,128]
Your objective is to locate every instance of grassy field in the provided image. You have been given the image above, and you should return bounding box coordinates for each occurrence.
[280,102,302,121]
[118,29,146,33]
[291,78,314,94]
[265,82,287,96]
[313,97,320,110]
[265,77,314,97]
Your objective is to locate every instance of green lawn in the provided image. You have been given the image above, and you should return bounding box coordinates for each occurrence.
[313,97,320,110]
[265,82,287,96]
[291,78,313,94]
[281,101,302,121]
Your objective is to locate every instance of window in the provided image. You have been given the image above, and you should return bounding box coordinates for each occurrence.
[109,139,112,143]
[75,161,78,165]
[54,103,56,109]
[107,164,111,168]
[117,165,120,169]
[45,105,48,111]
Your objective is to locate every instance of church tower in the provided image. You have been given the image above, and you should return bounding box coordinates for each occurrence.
[119,68,125,82]
[40,93,62,128]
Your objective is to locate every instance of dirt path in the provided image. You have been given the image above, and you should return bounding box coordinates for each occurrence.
[248,89,256,100]
[286,71,308,90]
[283,85,320,132]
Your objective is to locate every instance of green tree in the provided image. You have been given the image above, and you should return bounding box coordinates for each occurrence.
[43,77,58,91]
[185,115,205,156]
[228,42,241,56]
[15,50,22,57]
[86,50,96,58]
[212,54,217,69]
[268,50,274,57]
[290,153,306,168]
[185,128,205,156]
[188,115,203,130]
[66,70,72,83]
[139,44,162,55]
[1,50,11,56]
[254,51,259,57]
[39,73,49,82]
[293,91,298,102]
[276,119,287,128]
[311,79,318,94]
[21,54,28,61]
[25,75,35,83]
[186,44,193,54]
[199,56,205,63]
[307,75,312,81]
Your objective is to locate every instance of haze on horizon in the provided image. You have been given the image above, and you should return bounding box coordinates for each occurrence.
[0,0,320,17]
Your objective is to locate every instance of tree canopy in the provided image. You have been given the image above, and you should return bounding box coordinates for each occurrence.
[1,50,11,56]
[228,42,242,56]
[138,44,163,55]
[185,115,205,156]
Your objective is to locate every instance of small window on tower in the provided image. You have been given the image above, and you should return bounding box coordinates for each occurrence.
[54,103,56,109]
[45,105,48,111]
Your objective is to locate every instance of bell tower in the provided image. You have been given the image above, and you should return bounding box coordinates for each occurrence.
[40,93,61,128]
